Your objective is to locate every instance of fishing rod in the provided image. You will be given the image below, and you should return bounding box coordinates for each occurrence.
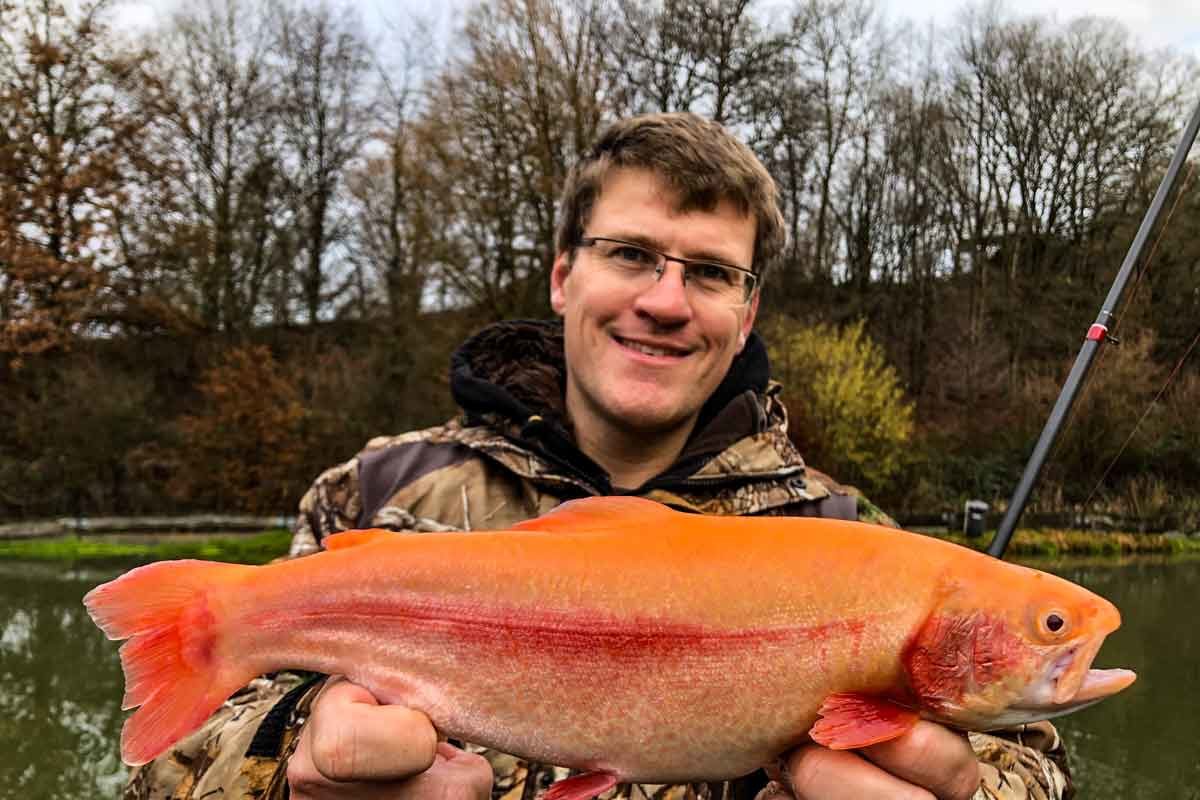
[987,96,1200,559]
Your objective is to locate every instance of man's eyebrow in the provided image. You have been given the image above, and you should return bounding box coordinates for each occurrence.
[600,231,744,266]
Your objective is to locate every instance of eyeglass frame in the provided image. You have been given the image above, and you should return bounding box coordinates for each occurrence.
[575,236,759,303]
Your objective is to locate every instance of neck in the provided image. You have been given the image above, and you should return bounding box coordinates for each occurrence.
[567,398,696,491]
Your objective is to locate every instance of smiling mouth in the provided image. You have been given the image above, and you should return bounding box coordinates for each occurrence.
[614,335,690,358]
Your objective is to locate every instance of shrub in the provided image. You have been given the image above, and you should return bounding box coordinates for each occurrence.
[766,318,915,496]
[135,344,309,513]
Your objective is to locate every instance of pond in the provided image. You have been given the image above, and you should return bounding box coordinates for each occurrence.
[0,555,1195,798]
[0,562,127,798]
[1047,556,1200,797]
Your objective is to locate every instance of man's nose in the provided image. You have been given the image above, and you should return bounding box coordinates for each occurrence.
[633,262,693,324]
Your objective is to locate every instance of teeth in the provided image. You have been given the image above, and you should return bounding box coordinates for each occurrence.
[620,338,681,357]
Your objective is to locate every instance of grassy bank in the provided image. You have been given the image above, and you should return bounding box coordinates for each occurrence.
[928,528,1200,558]
[2,526,1197,564]
[0,530,292,564]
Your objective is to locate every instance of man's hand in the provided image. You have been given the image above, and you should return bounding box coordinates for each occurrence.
[765,721,981,800]
[287,677,494,800]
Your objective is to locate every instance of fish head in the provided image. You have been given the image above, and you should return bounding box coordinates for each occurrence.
[903,562,1136,731]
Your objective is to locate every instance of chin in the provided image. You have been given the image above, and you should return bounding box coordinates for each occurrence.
[604,400,696,436]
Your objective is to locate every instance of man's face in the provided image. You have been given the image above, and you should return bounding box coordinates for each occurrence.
[550,167,759,439]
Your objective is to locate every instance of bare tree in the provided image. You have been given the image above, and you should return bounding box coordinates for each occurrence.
[791,0,883,283]
[343,18,439,323]
[420,0,611,319]
[121,0,292,333]
[271,0,372,324]
[603,0,789,126]
[943,7,1185,394]
[875,38,958,403]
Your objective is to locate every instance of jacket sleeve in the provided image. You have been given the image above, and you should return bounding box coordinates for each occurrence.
[290,454,366,557]
[290,436,465,557]
[125,442,470,799]
[789,465,900,528]
[123,445,358,797]
[970,722,1074,799]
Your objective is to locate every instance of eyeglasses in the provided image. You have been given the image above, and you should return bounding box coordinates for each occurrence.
[576,236,758,305]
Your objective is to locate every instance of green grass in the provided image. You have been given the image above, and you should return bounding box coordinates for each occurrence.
[926,528,1200,558]
[6,526,1197,565]
[0,529,293,565]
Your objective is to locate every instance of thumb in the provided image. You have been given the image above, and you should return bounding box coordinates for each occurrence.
[304,677,439,782]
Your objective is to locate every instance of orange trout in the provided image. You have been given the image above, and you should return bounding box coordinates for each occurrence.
[84,497,1134,799]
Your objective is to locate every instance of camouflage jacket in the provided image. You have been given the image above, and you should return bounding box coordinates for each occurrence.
[126,320,1073,800]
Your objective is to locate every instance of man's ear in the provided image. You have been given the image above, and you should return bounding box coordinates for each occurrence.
[737,290,760,353]
[550,251,572,315]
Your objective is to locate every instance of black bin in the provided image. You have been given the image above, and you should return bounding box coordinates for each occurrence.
[963,500,988,538]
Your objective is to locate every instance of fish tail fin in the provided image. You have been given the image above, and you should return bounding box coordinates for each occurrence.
[84,559,257,766]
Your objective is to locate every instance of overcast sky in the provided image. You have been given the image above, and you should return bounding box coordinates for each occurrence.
[885,0,1200,55]
[114,0,1200,58]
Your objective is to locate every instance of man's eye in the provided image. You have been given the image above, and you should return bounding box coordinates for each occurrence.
[693,263,737,285]
[611,246,656,266]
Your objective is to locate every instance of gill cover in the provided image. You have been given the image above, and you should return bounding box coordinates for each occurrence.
[903,607,1031,720]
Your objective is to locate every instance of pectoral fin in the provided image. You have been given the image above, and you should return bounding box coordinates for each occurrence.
[542,771,619,800]
[808,693,920,750]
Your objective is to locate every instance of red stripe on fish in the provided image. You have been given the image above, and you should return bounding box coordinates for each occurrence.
[249,600,873,660]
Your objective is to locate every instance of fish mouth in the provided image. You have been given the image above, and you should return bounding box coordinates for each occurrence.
[1017,633,1136,717]
[1069,668,1137,705]
[1012,667,1136,721]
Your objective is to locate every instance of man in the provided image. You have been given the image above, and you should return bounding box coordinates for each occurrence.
[126,113,1073,800]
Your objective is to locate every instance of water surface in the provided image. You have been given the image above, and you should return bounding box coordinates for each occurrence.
[1044,556,1200,798]
[0,562,126,797]
[0,556,1193,798]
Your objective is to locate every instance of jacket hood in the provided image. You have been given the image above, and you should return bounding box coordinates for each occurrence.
[448,319,780,493]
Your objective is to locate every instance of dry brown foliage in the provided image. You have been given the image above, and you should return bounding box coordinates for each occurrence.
[154,344,308,513]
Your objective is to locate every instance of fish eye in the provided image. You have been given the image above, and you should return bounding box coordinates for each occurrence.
[1042,611,1068,636]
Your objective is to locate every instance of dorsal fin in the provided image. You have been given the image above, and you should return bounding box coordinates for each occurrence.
[324,528,394,551]
[511,496,677,533]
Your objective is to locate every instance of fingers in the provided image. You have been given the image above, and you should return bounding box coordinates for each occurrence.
[785,745,936,800]
[303,678,440,782]
[397,742,494,800]
[783,721,981,800]
[290,736,491,800]
[289,677,455,798]
[860,722,980,800]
